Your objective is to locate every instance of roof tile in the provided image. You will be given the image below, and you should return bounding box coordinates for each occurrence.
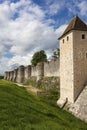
[59,16,87,39]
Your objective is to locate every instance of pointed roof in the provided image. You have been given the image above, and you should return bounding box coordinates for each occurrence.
[59,16,87,39]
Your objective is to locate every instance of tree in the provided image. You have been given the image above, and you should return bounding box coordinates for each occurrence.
[52,48,60,59]
[31,50,47,66]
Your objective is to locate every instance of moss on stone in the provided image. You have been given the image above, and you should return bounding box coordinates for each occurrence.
[24,77,60,93]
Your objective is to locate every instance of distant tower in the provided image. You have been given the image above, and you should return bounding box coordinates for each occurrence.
[37,62,44,81]
[4,71,8,80]
[57,16,87,107]
[16,65,25,83]
[24,65,31,80]
[13,69,18,82]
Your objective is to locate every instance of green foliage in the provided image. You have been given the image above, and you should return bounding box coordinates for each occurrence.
[31,50,47,66]
[52,48,60,59]
[24,77,37,87]
[0,80,87,130]
[0,76,4,79]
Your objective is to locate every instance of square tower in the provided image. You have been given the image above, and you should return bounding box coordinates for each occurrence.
[57,16,87,106]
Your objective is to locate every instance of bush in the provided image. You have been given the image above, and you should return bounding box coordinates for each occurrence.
[0,76,4,79]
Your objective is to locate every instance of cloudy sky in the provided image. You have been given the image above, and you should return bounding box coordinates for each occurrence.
[0,0,87,74]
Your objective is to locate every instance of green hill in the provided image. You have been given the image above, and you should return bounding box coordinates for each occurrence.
[0,80,87,130]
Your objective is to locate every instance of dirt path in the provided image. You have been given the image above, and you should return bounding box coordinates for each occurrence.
[15,83,45,95]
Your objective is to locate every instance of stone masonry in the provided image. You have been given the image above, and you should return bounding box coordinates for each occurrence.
[16,65,25,83]
[57,16,87,122]
[13,69,18,82]
[57,16,87,105]
[69,86,87,122]
[24,65,31,80]
[36,62,44,81]
[4,59,60,83]
[4,71,8,80]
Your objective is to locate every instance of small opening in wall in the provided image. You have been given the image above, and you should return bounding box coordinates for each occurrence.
[67,36,69,41]
[86,53,87,58]
[82,34,85,39]
[66,98,68,102]
[63,39,64,43]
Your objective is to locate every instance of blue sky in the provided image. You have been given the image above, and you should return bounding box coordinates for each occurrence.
[0,0,87,74]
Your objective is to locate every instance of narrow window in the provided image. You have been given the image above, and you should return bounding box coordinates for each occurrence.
[67,36,69,41]
[86,53,87,58]
[82,34,85,39]
[63,39,64,43]
[80,52,82,58]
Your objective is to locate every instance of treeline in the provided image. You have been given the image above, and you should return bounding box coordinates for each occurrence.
[31,48,60,66]
[0,76,4,79]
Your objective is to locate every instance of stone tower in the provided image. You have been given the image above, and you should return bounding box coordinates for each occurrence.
[37,62,44,81]
[57,16,87,106]
[10,71,14,81]
[4,71,8,80]
[7,72,10,80]
[13,69,18,82]
[24,65,31,80]
[16,65,25,83]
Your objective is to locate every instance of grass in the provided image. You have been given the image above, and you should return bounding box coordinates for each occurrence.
[0,80,87,130]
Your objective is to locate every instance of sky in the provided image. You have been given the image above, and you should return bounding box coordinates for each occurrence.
[0,0,87,74]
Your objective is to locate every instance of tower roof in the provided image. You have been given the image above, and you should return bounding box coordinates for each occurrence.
[59,16,87,39]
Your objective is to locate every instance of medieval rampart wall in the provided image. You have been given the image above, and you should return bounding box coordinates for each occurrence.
[4,58,60,83]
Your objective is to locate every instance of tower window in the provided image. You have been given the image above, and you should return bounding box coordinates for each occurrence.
[63,39,64,43]
[86,53,87,58]
[67,36,69,41]
[82,34,85,39]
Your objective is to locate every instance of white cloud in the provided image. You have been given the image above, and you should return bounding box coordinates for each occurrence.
[7,24,66,69]
[45,0,63,16]
[55,24,67,37]
[0,0,69,74]
[48,2,61,15]
[0,57,10,75]
[8,54,32,67]
[78,1,87,16]
[0,0,61,74]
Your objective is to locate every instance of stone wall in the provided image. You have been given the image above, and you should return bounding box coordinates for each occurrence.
[58,32,74,104]
[31,66,37,78]
[10,71,14,81]
[37,62,44,80]
[7,72,10,80]
[4,71,7,80]
[16,65,25,83]
[13,69,18,82]
[24,65,31,80]
[4,58,60,83]
[24,77,60,93]
[44,58,60,77]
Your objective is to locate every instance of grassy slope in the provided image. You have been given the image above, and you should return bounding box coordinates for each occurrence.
[0,80,87,130]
